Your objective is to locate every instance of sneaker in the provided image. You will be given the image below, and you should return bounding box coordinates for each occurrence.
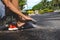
[8,24,18,30]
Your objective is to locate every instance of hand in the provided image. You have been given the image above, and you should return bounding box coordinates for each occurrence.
[19,15,37,23]
[24,16,37,23]
[24,16,32,21]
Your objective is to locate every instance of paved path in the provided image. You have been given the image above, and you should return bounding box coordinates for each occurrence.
[31,12,60,29]
[0,12,60,40]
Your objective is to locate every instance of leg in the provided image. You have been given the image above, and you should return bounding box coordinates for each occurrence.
[3,0,35,27]
[11,0,25,27]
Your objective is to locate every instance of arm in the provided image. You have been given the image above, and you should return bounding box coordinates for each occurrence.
[2,0,28,19]
[12,0,20,10]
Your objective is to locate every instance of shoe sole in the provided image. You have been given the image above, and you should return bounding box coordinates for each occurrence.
[8,28,18,30]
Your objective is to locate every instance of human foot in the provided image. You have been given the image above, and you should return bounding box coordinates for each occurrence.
[17,21,25,28]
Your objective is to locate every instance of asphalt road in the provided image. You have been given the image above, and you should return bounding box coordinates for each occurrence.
[0,12,60,40]
[31,12,60,29]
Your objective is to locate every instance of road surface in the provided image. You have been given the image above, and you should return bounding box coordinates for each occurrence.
[0,12,60,40]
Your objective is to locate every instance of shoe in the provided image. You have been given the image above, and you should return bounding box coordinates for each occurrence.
[8,24,18,30]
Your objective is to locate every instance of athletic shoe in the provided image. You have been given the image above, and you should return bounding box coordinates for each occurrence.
[8,24,18,30]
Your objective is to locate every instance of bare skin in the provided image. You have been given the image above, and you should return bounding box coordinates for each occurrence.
[3,0,32,20]
[3,0,33,27]
[11,0,25,27]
